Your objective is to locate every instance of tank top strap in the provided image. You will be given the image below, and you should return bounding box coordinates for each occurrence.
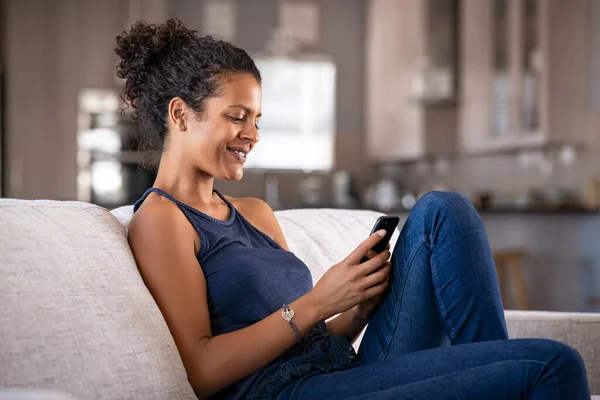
[132,187,242,259]
[133,187,182,213]
[134,187,217,258]
[213,189,232,207]
[134,188,236,222]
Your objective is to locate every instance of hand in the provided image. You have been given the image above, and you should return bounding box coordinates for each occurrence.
[310,231,392,319]
[353,243,392,319]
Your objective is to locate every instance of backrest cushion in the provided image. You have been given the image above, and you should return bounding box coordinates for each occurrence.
[274,208,401,284]
[0,199,196,399]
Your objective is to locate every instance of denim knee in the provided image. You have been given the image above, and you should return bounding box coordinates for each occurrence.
[530,339,587,381]
[412,191,474,216]
[549,340,587,377]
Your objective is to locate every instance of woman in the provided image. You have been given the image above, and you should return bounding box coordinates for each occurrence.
[119,19,590,399]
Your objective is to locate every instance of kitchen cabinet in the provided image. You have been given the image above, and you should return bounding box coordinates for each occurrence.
[460,0,591,154]
[365,0,458,162]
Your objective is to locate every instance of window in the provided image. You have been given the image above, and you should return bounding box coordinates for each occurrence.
[247,56,336,171]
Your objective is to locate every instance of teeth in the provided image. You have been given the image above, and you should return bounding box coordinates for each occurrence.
[234,150,246,158]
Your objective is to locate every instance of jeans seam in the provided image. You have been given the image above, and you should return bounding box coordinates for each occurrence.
[430,256,457,344]
[379,238,428,361]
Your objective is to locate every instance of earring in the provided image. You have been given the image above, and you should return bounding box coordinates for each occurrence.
[178,120,186,131]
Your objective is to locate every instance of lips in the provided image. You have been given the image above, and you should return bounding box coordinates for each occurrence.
[228,147,248,164]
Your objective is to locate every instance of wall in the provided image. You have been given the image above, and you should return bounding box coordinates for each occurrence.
[2,0,169,200]
[5,0,75,200]
[0,0,5,197]
[591,0,600,111]
[3,0,125,200]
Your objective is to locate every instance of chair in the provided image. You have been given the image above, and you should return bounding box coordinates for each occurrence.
[493,249,530,310]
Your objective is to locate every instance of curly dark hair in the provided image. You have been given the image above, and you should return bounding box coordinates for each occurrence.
[114,18,261,161]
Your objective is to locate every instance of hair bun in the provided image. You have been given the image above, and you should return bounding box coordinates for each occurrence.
[115,18,193,94]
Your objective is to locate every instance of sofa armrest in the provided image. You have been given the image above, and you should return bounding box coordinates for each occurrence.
[505,310,600,395]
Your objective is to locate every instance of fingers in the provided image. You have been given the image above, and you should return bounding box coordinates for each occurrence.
[363,277,390,299]
[360,261,391,289]
[365,242,391,260]
[359,250,391,276]
[345,229,387,264]
[365,250,377,259]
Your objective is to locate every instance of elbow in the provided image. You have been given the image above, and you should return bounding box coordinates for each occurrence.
[190,381,210,400]
[188,372,218,400]
[186,340,223,399]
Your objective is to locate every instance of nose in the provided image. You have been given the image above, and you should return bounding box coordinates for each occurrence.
[240,123,260,144]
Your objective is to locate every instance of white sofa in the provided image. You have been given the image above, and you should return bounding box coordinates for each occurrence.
[0,198,598,399]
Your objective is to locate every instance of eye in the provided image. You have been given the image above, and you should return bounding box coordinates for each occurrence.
[228,115,244,123]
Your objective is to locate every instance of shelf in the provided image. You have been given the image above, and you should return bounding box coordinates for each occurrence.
[461,133,547,155]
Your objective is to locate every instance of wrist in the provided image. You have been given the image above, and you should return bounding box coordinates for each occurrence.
[302,290,328,322]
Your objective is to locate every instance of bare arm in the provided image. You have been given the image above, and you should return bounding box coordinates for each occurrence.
[128,200,324,399]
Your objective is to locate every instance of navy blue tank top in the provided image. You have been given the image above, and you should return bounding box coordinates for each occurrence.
[134,188,358,399]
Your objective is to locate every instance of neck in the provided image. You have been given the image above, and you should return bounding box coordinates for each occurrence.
[153,149,216,207]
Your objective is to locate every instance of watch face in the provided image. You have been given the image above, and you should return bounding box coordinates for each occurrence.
[282,307,295,321]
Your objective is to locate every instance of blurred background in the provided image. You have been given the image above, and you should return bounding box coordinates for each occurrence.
[1,0,599,313]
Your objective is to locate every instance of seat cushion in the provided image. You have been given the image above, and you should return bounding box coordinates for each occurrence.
[0,199,196,399]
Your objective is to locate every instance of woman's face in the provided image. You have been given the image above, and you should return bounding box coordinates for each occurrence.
[182,72,262,181]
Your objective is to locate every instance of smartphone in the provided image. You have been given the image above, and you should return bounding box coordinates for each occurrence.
[360,216,400,263]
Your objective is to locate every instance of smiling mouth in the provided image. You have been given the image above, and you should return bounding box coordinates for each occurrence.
[228,149,247,163]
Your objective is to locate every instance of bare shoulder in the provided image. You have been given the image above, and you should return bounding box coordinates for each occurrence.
[129,192,199,254]
[227,196,275,230]
[228,196,273,217]
[130,192,183,233]
[227,196,289,250]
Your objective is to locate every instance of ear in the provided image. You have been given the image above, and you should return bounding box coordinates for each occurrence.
[167,97,188,128]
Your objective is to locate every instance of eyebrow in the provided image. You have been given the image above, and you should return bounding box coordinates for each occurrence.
[228,104,261,117]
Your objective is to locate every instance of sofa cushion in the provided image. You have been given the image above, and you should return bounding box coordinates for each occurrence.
[0,199,196,399]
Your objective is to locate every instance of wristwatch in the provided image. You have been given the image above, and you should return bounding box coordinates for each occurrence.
[282,304,302,344]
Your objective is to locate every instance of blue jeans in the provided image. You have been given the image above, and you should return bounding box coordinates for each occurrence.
[278,192,590,399]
